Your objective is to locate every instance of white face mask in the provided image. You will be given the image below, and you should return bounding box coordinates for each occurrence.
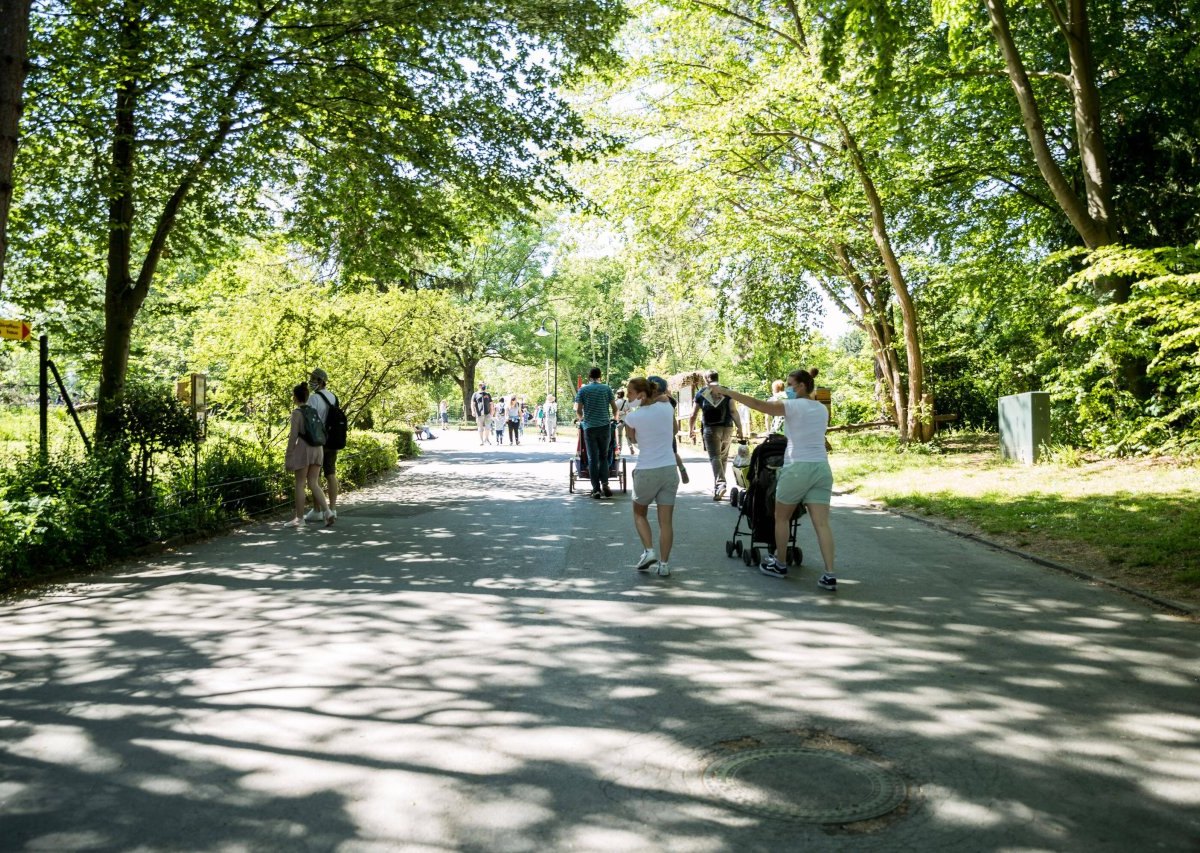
[629,399,641,409]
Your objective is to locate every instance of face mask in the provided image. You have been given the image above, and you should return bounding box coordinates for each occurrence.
[629,399,641,409]
[785,388,798,399]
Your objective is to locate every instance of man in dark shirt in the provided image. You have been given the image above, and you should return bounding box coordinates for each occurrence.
[574,366,618,498]
[688,370,745,500]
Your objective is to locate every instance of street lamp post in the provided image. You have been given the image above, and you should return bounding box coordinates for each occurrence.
[535,318,558,404]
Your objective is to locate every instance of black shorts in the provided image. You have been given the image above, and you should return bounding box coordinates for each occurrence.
[322,448,338,478]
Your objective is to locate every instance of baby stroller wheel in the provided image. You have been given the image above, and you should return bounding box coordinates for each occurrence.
[750,547,761,564]
[725,540,735,558]
[729,487,740,508]
[742,549,753,566]
[568,461,576,493]
[734,540,743,556]
[787,545,803,566]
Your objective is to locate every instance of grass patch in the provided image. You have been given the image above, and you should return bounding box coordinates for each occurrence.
[831,429,1200,610]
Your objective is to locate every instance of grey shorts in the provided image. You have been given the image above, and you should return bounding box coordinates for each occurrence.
[632,465,679,506]
[775,460,833,505]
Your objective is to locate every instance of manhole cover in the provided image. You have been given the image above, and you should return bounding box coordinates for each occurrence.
[703,746,906,824]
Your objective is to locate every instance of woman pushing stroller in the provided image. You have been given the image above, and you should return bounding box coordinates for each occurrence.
[708,369,837,591]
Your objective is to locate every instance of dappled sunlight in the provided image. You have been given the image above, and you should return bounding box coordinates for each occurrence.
[1,433,1197,849]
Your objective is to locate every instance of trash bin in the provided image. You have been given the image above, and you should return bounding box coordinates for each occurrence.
[998,392,1050,464]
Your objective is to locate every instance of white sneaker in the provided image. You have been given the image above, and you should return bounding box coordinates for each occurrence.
[635,549,657,571]
[304,509,321,522]
[656,562,671,577]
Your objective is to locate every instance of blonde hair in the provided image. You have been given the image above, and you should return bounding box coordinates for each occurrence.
[771,379,785,393]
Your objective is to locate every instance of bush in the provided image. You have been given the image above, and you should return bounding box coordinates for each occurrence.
[198,439,286,518]
[0,451,130,587]
[335,431,400,491]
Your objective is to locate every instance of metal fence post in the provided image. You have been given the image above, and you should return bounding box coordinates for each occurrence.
[39,334,48,463]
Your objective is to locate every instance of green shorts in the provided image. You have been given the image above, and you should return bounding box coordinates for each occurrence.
[775,460,834,506]
[632,465,679,506]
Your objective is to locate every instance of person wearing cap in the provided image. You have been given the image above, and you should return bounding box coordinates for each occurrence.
[470,382,494,446]
[305,368,341,523]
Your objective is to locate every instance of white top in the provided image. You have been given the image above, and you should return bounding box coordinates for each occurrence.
[782,397,829,463]
[624,401,676,470]
[311,389,337,423]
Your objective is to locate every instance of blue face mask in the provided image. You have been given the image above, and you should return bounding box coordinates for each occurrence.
[785,388,797,399]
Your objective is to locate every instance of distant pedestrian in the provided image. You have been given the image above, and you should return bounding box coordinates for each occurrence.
[574,367,618,498]
[689,370,745,501]
[284,382,332,528]
[545,395,558,441]
[710,369,837,591]
[439,399,449,427]
[615,389,635,455]
[506,397,522,445]
[769,379,786,433]
[623,377,678,577]
[471,383,493,445]
[492,407,505,445]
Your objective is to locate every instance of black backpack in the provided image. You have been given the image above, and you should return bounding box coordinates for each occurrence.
[316,390,348,451]
[299,404,326,446]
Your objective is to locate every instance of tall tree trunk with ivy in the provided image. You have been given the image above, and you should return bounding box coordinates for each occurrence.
[0,0,31,289]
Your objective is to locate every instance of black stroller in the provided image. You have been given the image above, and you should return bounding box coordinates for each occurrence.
[724,434,806,567]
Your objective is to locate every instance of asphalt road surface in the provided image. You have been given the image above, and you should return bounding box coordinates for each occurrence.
[1,428,1197,851]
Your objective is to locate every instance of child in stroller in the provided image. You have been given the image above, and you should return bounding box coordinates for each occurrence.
[725,434,806,571]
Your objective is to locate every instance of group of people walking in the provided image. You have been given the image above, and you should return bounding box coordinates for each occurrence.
[283,363,837,592]
[574,366,837,591]
[469,383,559,445]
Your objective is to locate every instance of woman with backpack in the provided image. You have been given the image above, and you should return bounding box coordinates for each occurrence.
[284,382,334,528]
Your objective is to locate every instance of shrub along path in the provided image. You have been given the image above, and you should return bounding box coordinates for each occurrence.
[0,429,1197,851]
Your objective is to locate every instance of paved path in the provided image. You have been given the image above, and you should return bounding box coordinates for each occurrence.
[1,430,1198,851]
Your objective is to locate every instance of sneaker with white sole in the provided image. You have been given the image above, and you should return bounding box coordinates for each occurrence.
[818,573,837,591]
[760,556,788,578]
[304,509,322,523]
[656,562,671,577]
[635,549,657,571]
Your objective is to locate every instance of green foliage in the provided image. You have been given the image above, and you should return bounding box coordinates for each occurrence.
[107,381,201,500]
[0,451,130,587]
[1050,245,1200,453]
[197,439,284,519]
[334,432,401,492]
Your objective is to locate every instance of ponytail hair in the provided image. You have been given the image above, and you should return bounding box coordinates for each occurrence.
[787,368,819,396]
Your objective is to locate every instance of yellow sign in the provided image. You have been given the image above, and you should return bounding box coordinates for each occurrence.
[0,319,32,341]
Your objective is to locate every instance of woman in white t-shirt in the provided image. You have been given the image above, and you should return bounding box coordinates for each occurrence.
[711,369,837,592]
[622,377,679,577]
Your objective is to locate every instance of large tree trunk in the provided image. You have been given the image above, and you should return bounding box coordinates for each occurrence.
[0,0,31,289]
[96,32,143,446]
[459,355,478,420]
[832,110,926,441]
[831,244,909,428]
[983,0,1118,251]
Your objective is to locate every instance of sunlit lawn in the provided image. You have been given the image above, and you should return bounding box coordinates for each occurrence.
[829,430,1200,609]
